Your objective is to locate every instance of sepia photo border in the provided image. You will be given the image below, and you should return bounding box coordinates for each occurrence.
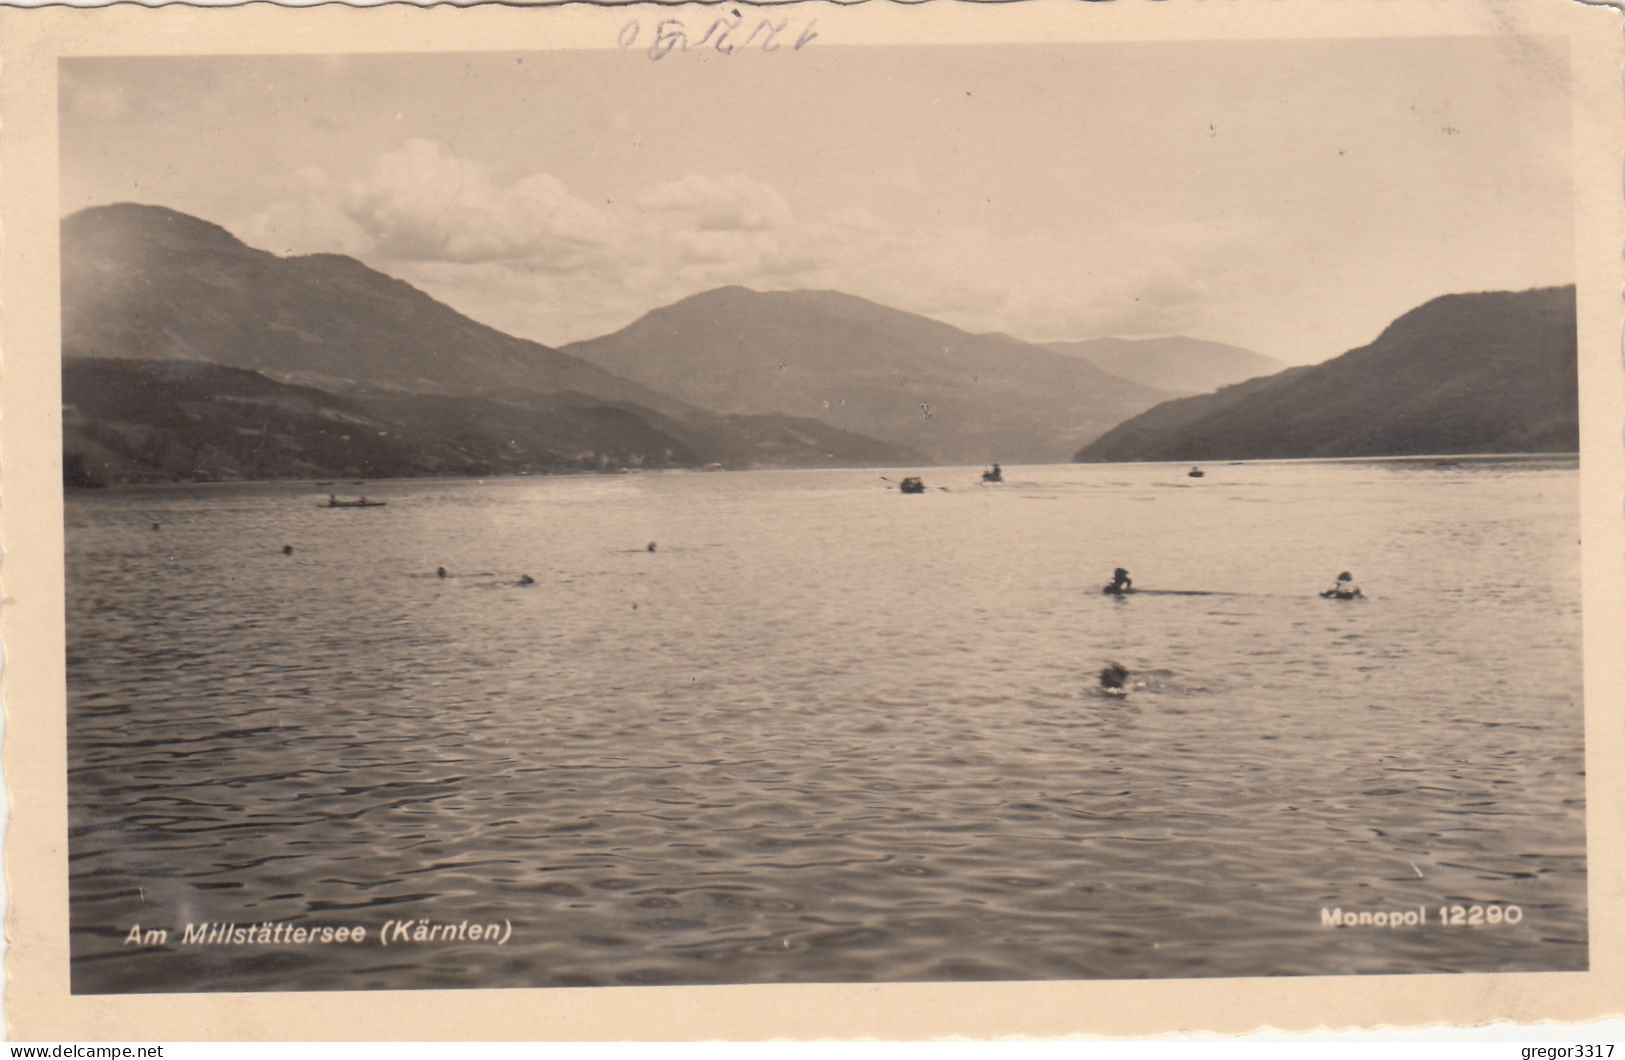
[3,0,1623,1040]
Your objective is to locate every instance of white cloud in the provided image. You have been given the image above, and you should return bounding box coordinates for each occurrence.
[342,139,621,266]
[229,140,1253,348]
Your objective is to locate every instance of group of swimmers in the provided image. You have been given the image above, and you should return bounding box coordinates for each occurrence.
[1096,568,1364,690]
[1100,567,1362,599]
[427,542,658,587]
[430,567,536,586]
[278,544,664,589]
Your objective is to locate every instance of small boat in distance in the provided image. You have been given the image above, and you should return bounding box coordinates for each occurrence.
[319,493,386,509]
[899,476,927,494]
[981,463,1003,484]
[1188,467,1205,478]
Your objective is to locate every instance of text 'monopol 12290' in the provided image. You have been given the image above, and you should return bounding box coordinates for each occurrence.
[1319,905,1523,929]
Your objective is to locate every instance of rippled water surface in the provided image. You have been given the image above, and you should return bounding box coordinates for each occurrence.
[66,458,1587,992]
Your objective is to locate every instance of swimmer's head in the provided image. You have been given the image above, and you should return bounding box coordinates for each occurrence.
[1099,662,1130,689]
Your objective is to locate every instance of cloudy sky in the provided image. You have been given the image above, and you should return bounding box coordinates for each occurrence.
[60,38,1573,363]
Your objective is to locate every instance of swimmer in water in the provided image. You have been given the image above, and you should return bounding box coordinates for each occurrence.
[1103,567,1133,595]
[1320,571,1363,599]
[518,574,536,586]
[282,545,294,556]
[1099,662,1130,691]
[437,567,447,579]
[647,541,657,553]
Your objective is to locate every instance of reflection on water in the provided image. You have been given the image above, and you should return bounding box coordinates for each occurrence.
[66,458,1586,992]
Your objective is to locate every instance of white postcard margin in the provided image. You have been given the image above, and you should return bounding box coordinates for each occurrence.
[2,0,1622,1040]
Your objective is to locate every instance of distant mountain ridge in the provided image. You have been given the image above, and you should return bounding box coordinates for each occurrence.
[60,204,922,481]
[63,204,626,399]
[62,358,698,482]
[1074,286,1578,463]
[61,203,1572,482]
[1042,335,1286,395]
[563,286,1173,464]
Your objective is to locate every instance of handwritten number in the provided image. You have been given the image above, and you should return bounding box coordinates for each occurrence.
[699,15,741,54]
[624,16,813,59]
[649,19,688,62]
[747,18,789,52]
[715,20,737,54]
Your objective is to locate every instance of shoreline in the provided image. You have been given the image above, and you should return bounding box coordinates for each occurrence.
[62,451,1582,493]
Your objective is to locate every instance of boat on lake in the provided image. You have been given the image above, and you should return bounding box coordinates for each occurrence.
[318,495,386,509]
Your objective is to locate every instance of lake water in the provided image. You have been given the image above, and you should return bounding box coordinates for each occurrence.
[65,458,1587,992]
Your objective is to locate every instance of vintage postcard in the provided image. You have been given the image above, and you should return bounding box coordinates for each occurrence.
[3,0,1622,1041]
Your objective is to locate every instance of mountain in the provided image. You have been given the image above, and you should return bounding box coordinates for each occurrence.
[68,203,611,396]
[1042,336,1285,395]
[563,287,1172,465]
[60,204,920,477]
[63,203,653,401]
[1074,286,1577,463]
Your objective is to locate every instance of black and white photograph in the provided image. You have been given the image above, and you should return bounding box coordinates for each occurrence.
[12,1,1616,1031]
